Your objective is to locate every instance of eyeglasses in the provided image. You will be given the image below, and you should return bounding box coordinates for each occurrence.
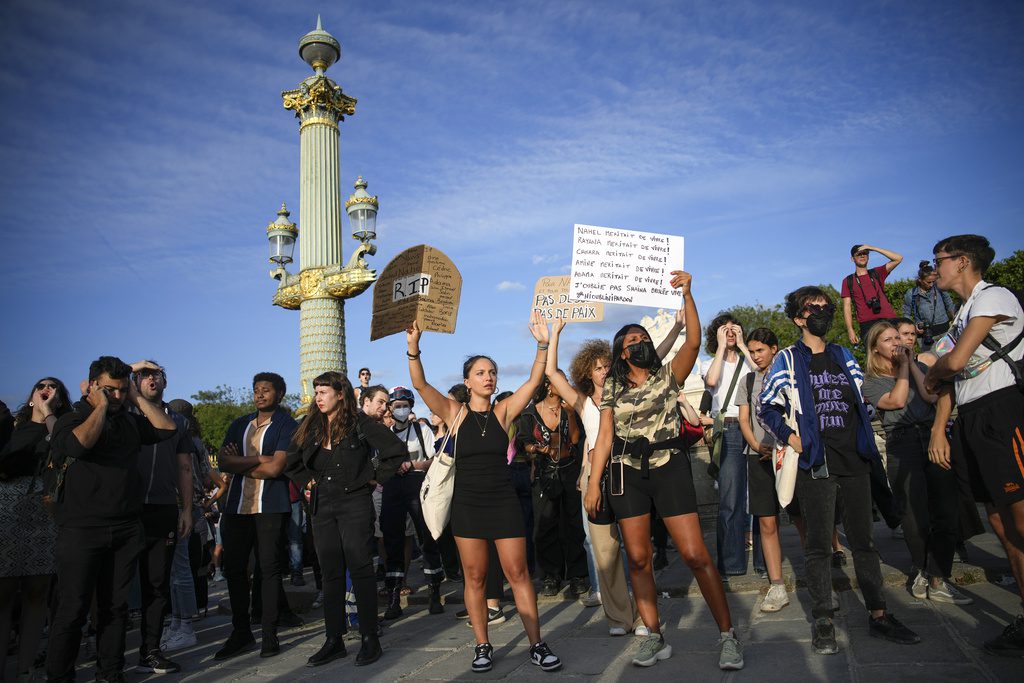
[34,382,58,391]
[933,254,961,268]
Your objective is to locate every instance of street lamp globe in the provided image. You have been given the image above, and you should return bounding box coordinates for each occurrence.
[267,202,297,266]
[346,176,378,243]
[299,15,341,73]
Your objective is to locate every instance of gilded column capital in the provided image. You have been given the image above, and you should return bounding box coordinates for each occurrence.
[282,75,357,125]
[272,264,377,309]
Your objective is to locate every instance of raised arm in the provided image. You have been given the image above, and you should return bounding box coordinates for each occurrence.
[545,319,585,413]
[495,311,549,430]
[866,244,903,273]
[656,304,685,361]
[668,271,700,386]
[406,320,462,426]
[873,351,911,410]
[908,358,939,404]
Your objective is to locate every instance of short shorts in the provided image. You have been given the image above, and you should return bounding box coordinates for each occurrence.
[608,451,697,520]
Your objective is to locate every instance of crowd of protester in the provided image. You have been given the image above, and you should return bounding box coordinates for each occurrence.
[0,233,1021,680]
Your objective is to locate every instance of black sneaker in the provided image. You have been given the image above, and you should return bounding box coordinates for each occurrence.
[529,641,562,671]
[812,618,838,655]
[983,615,1024,658]
[471,642,493,673]
[214,631,256,660]
[467,607,506,627]
[831,550,847,568]
[136,651,181,674]
[868,613,921,645]
[456,608,470,619]
[541,578,561,597]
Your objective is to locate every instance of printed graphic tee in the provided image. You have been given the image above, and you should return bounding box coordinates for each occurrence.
[808,352,869,476]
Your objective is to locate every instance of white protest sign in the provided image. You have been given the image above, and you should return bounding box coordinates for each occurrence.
[532,275,604,322]
[569,224,684,309]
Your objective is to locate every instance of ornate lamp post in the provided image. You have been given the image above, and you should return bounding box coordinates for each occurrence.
[265,17,379,406]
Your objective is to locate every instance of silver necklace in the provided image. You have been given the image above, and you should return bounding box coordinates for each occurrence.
[471,409,489,437]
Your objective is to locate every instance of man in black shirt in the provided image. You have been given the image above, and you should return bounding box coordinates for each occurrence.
[46,356,177,683]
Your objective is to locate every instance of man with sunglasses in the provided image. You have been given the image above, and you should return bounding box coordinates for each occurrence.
[131,362,195,674]
[355,367,373,402]
[46,356,178,683]
[759,288,919,656]
[841,244,903,346]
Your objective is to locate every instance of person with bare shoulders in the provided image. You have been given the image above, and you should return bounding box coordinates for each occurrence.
[584,271,743,670]
[406,312,562,673]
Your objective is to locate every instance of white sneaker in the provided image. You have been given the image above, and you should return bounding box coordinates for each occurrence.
[162,629,198,652]
[634,625,651,637]
[831,590,841,611]
[212,570,225,583]
[761,584,790,613]
[911,571,928,600]
[159,625,177,649]
[928,581,974,605]
[579,591,602,608]
[609,626,628,636]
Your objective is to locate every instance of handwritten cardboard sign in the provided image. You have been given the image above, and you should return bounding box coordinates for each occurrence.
[371,245,462,341]
[569,224,684,309]
[532,276,604,322]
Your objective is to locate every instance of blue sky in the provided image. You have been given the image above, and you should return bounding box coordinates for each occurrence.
[1,0,1022,409]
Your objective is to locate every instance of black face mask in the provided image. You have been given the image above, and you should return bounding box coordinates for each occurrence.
[626,341,657,369]
[805,305,836,338]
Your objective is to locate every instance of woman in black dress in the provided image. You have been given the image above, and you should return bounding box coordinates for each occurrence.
[285,372,407,668]
[406,313,562,673]
[0,377,72,681]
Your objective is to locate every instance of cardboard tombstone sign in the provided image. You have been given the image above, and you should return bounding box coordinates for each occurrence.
[532,275,604,322]
[569,224,684,309]
[370,245,462,341]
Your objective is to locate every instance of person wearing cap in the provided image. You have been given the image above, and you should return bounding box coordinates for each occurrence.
[380,386,446,619]
[841,243,903,346]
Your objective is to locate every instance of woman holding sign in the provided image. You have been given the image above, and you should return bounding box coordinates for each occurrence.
[583,271,743,671]
[406,312,563,674]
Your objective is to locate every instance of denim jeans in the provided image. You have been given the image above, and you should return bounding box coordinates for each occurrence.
[581,497,598,590]
[716,422,749,575]
[287,500,304,574]
[169,506,202,619]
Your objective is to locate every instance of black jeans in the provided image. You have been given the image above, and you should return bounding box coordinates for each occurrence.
[220,512,288,636]
[138,504,178,657]
[887,426,958,578]
[795,469,886,619]
[533,458,587,581]
[510,463,535,574]
[312,485,377,637]
[380,472,443,587]
[46,520,144,682]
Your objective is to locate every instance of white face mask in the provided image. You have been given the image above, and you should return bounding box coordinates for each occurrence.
[392,406,411,422]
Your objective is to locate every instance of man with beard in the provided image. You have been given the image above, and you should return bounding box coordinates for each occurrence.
[132,363,195,674]
[759,287,919,656]
[46,357,178,683]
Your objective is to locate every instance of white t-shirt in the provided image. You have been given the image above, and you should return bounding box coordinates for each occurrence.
[579,397,602,486]
[702,356,754,418]
[394,421,435,463]
[947,281,1024,405]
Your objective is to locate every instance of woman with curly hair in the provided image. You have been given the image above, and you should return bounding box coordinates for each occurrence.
[547,324,640,635]
[0,377,72,681]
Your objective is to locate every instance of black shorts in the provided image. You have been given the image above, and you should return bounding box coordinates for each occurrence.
[951,386,1024,508]
[608,451,697,520]
[747,455,779,517]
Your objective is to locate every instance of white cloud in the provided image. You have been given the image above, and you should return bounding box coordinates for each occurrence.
[496,281,526,291]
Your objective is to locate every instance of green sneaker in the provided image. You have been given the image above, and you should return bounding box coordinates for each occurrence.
[632,634,672,667]
[719,630,744,670]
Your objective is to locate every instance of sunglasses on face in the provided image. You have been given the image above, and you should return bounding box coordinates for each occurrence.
[803,303,835,315]
[137,369,164,379]
[854,250,869,257]
[35,382,58,391]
